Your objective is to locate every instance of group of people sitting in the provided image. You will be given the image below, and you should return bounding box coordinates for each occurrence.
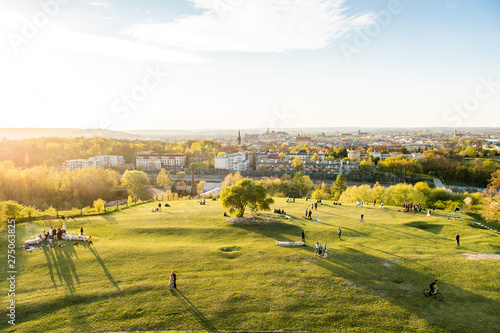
[402,201,423,213]
[273,209,287,214]
[40,225,67,243]
[332,202,342,205]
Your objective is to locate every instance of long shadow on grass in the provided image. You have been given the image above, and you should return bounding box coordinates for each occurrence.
[43,246,78,292]
[88,246,120,290]
[313,247,500,333]
[231,221,303,243]
[172,289,218,332]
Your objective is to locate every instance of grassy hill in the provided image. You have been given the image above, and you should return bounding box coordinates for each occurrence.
[1,200,499,332]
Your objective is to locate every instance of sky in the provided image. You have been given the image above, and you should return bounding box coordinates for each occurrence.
[0,0,499,131]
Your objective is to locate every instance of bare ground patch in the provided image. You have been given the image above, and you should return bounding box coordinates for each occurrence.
[462,253,500,260]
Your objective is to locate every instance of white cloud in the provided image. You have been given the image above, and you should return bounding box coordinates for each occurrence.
[0,7,207,64]
[124,0,376,53]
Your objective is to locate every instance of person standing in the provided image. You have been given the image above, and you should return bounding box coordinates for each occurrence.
[169,271,175,290]
[305,208,308,218]
[323,245,328,258]
[315,242,319,255]
[360,214,364,222]
[308,210,312,220]
[337,228,342,240]
[172,271,177,289]
[456,233,460,247]
[80,226,84,236]
[301,230,305,242]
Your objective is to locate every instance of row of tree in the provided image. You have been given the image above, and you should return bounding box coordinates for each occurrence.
[0,160,154,210]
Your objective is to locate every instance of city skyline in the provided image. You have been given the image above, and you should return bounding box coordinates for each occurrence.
[1,0,499,130]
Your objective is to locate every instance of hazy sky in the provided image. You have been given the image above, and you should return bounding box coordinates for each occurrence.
[1,0,499,131]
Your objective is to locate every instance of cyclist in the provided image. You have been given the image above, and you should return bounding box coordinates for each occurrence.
[429,280,438,295]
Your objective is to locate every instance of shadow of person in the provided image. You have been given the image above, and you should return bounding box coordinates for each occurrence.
[172,289,218,332]
[88,246,120,291]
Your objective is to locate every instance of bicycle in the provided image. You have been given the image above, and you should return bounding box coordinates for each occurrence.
[423,289,443,301]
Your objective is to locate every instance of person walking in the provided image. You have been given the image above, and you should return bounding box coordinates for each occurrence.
[315,242,319,255]
[301,230,305,242]
[305,208,308,218]
[360,214,364,222]
[88,235,93,246]
[169,271,175,290]
[337,228,342,240]
[456,233,460,247]
[323,245,328,258]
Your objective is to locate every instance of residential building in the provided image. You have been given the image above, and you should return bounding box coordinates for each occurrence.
[63,155,125,171]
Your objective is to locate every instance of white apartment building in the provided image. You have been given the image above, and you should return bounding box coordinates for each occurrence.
[215,152,250,171]
[63,155,125,171]
[136,151,186,170]
[136,151,161,170]
[161,153,186,168]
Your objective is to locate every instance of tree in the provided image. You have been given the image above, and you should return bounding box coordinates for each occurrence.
[221,172,244,189]
[177,171,187,187]
[157,169,172,187]
[220,179,274,217]
[481,170,500,222]
[121,170,150,200]
[93,199,106,213]
[311,153,320,161]
[292,171,314,198]
[292,157,304,171]
[332,174,347,200]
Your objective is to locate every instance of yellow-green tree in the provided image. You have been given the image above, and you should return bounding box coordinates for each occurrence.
[221,179,274,217]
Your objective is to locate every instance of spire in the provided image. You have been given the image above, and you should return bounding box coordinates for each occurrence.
[237,130,241,146]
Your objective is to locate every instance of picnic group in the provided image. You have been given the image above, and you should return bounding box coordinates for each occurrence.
[23,223,91,251]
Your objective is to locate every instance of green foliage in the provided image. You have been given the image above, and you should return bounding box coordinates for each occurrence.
[0,200,23,222]
[332,173,347,200]
[0,161,119,209]
[311,182,331,200]
[221,172,244,189]
[221,179,274,217]
[292,171,314,198]
[481,170,500,222]
[382,183,426,206]
[121,170,150,200]
[291,157,304,171]
[93,199,106,213]
[156,168,172,187]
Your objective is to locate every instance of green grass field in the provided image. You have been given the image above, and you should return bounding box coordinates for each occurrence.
[1,199,500,332]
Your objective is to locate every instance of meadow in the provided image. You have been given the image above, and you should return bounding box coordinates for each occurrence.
[1,199,499,332]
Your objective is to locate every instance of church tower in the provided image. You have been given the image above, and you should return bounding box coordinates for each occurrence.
[237,130,241,146]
